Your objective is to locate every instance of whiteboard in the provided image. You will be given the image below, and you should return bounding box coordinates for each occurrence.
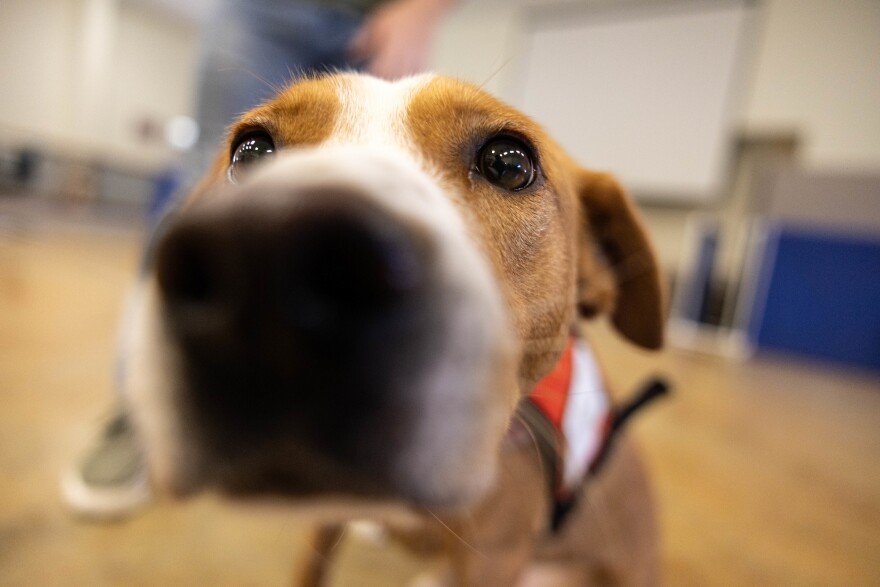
[515,1,753,203]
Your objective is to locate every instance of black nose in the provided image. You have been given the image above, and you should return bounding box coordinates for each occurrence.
[155,203,426,342]
[277,211,424,336]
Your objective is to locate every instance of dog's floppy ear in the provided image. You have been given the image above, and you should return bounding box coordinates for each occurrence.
[575,169,664,349]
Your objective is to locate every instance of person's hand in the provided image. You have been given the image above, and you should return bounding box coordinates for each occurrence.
[348,0,458,80]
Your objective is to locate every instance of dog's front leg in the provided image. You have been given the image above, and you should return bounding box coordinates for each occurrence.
[292,524,345,587]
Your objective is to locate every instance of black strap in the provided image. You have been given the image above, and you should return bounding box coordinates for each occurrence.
[588,378,670,477]
[549,377,670,533]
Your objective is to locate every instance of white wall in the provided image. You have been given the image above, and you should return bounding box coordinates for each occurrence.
[0,0,79,145]
[741,0,880,171]
[434,0,880,175]
[0,0,198,169]
[108,1,199,156]
[431,3,522,101]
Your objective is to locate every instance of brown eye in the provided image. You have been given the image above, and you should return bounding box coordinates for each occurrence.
[478,138,535,191]
[228,132,275,182]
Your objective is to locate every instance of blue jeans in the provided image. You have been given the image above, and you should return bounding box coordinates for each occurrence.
[186,0,364,190]
[148,0,363,247]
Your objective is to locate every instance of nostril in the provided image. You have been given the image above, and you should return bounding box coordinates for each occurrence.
[279,212,425,333]
[157,227,221,308]
[312,220,420,301]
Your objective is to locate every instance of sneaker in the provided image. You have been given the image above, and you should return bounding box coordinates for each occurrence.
[61,412,152,520]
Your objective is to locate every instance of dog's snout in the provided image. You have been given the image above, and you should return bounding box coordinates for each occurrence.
[150,193,456,494]
[155,199,429,346]
[132,140,514,505]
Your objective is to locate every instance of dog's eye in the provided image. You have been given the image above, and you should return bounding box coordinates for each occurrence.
[228,132,275,182]
[478,138,535,191]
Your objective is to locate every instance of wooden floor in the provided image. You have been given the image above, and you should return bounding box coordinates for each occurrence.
[1,210,878,586]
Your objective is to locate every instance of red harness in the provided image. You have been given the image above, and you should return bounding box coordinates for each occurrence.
[527,337,612,501]
[518,336,669,531]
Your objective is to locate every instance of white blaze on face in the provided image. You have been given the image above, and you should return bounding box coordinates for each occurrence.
[123,74,516,505]
[329,74,433,149]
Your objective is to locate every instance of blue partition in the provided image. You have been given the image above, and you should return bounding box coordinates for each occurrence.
[748,226,880,372]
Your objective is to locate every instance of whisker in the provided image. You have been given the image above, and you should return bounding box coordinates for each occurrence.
[513,410,548,484]
[326,524,347,554]
[423,506,488,560]
[478,56,515,90]
[220,67,284,96]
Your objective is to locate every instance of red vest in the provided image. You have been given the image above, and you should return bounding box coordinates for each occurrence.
[528,337,612,501]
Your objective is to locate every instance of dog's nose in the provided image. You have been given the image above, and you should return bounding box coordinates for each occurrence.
[275,211,424,337]
[155,202,426,342]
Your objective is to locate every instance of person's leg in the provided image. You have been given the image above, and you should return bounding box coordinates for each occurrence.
[62,0,364,519]
[186,0,364,188]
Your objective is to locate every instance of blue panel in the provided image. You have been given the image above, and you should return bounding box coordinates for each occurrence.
[681,229,719,323]
[751,227,880,372]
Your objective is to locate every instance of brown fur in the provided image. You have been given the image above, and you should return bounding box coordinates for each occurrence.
[406,77,581,393]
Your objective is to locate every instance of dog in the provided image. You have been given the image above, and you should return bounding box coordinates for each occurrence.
[122,73,665,586]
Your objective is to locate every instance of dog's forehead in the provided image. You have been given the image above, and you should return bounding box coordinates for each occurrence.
[329,74,547,149]
[236,74,435,154]
[235,74,547,160]
[328,74,434,149]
